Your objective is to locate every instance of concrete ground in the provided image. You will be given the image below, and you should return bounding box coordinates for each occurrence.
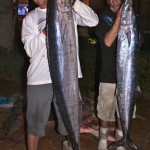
[0,79,150,150]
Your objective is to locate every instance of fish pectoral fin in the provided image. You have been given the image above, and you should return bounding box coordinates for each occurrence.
[60,15,67,43]
[126,29,131,47]
[108,138,138,150]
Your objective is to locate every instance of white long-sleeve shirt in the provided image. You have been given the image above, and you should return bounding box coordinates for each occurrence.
[21,0,99,85]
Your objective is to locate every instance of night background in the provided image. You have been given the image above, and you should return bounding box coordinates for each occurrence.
[0,0,149,149]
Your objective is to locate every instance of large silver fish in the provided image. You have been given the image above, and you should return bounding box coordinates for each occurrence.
[46,0,80,150]
[109,0,139,149]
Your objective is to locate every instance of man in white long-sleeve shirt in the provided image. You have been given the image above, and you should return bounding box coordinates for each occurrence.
[21,0,98,150]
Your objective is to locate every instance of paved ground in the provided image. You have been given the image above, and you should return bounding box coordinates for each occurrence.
[0,79,150,150]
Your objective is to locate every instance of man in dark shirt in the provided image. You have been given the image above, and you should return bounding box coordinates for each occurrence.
[95,0,126,150]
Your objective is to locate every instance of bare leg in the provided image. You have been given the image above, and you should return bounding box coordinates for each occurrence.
[116,117,123,131]
[66,136,72,147]
[27,134,39,150]
[100,119,109,139]
[101,120,109,128]
[62,136,73,150]
[116,118,126,150]
[98,119,109,150]
[116,117,123,140]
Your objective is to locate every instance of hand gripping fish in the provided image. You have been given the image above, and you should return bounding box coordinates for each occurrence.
[109,0,139,149]
[46,0,80,149]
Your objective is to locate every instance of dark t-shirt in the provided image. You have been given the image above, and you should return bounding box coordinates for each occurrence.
[96,7,117,83]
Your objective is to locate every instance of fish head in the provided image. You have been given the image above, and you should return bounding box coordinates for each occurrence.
[121,0,135,26]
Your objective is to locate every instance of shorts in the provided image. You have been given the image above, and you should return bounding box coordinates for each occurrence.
[97,82,136,122]
[26,84,68,137]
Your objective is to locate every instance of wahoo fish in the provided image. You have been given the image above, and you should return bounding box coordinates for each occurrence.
[109,0,139,149]
[46,0,80,150]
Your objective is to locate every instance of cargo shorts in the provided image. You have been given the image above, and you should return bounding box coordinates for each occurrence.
[97,82,136,122]
[26,84,68,137]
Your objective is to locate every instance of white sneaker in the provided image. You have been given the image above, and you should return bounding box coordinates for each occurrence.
[117,146,126,150]
[62,140,73,150]
[91,130,99,140]
[98,139,107,150]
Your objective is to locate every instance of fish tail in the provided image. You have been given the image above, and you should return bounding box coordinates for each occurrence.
[108,138,138,150]
[74,145,80,150]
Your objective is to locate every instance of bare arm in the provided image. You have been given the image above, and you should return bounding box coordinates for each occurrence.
[72,0,99,27]
[104,5,123,47]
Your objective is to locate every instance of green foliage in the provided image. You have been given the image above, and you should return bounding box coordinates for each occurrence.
[79,37,98,95]
[0,34,150,93]
[139,34,150,92]
[0,48,24,81]
[0,46,10,55]
[140,33,150,52]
